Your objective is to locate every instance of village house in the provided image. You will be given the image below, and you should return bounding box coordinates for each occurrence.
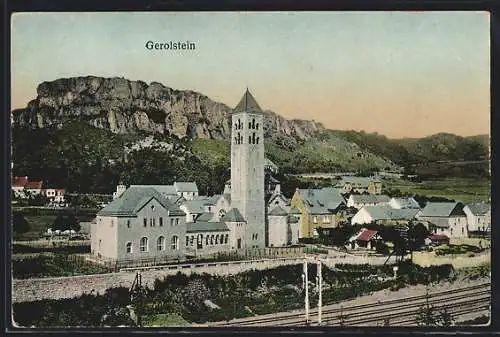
[347,228,383,250]
[12,176,44,198]
[417,202,468,238]
[12,176,28,197]
[335,176,382,195]
[174,182,199,200]
[346,194,390,209]
[24,180,43,195]
[351,206,420,226]
[41,188,66,204]
[388,197,421,209]
[463,202,491,233]
[291,187,347,238]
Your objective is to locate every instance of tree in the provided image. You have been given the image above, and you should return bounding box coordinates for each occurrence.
[52,213,79,232]
[13,212,30,234]
[408,222,429,250]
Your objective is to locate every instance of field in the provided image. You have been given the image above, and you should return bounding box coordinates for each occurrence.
[12,207,97,240]
[383,177,490,204]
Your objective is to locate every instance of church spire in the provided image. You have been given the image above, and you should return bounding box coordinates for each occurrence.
[234,88,263,113]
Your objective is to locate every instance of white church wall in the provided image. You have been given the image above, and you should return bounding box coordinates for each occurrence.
[268,215,288,247]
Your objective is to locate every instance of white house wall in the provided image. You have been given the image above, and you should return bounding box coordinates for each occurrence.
[464,207,491,232]
[351,208,372,225]
[420,215,468,239]
[91,216,118,259]
[289,222,300,245]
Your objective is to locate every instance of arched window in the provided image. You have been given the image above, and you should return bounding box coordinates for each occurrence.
[185,236,189,247]
[252,133,256,144]
[215,235,219,244]
[126,242,132,253]
[252,119,255,129]
[157,236,165,251]
[249,122,252,129]
[256,123,259,129]
[256,137,260,144]
[140,237,148,252]
[237,119,241,129]
[171,235,179,250]
[224,234,228,244]
[249,136,252,144]
[190,236,195,246]
[210,235,214,245]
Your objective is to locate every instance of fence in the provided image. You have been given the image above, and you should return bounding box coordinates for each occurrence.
[88,246,306,271]
[13,239,90,247]
[12,240,91,254]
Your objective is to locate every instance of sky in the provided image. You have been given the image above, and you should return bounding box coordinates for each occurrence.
[11,11,490,138]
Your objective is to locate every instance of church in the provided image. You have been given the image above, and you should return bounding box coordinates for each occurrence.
[90,89,300,263]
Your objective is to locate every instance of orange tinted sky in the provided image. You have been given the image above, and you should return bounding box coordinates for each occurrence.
[11,12,490,138]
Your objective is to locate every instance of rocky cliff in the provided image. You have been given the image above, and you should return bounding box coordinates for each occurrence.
[12,76,324,143]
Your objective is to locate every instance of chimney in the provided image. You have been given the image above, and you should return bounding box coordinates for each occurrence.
[114,183,127,200]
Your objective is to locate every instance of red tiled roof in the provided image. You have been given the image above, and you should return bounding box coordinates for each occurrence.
[12,176,28,187]
[357,229,378,242]
[25,181,43,189]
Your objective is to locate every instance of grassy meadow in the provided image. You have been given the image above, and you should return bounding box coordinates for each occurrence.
[384,177,490,204]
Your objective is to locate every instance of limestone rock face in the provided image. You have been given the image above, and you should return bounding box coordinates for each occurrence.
[12,76,324,142]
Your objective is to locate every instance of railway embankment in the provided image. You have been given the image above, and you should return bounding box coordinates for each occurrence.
[207,275,490,327]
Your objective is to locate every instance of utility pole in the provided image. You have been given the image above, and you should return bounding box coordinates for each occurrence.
[317,261,322,325]
[303,260,309,324]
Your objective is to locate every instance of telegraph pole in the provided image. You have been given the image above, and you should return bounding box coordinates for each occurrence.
[317,261,322,325]
[303,260,309,324]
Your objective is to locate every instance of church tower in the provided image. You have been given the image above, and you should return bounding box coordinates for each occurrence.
[231,89,266,249]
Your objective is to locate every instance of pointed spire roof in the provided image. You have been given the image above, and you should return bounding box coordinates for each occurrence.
[269,205,288,216]
[221,208,246,222]
[233,88,263,114]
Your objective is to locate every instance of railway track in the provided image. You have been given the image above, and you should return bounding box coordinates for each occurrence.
[210,282,490,327]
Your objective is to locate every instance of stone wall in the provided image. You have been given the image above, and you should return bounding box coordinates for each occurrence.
[12,257,303,303]
[12,252,402,304]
